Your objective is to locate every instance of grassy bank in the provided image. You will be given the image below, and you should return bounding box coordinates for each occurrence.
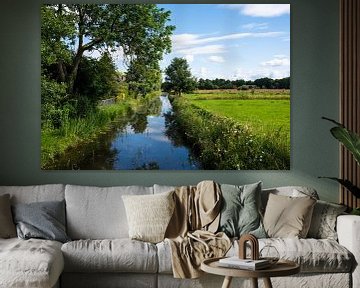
[41,92,159,169]
[189,99,289,146]
[171,94,290,170]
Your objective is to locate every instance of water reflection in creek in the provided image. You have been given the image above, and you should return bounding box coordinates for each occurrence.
[110,95,199,170]
[51,95,200,170]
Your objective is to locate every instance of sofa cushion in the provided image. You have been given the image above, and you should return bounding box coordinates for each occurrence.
[263,194,316,238]
[232,238,353,273]
[260,238,353,273]
[65,185,153,239]
[61,239,158,273]
[0,238,64,288]
[0,194,16,238]
[0,184,65,204]
[122,191,175,243]
[156,240,173,274]
[153,184,176,194]
[158,237,353,274]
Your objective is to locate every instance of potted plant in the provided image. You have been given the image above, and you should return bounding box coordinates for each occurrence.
[321,117,360,215]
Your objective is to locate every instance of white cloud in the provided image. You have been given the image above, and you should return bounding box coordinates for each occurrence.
[222,4,290,18]
[177,44,226,55]
[196,67,209,79]
[172,31,284,51]
[232,67,290,81]
[242,22,269,30]
[171,31,284,59]
[273,54,288,58]
[171,34,200,49]
[209,55,225,63]
[261,55,290,67]
[184,54,194,63]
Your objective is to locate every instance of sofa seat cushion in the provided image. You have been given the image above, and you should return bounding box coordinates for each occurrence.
[0,238,64,288]
[260,238,353,273]
[62,239,158,273]
[231,238,353,273]
[157,238,354,274]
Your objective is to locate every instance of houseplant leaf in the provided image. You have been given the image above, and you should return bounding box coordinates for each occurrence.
[323,117,360,165]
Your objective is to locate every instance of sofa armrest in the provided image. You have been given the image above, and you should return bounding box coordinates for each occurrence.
[337,215,360,288]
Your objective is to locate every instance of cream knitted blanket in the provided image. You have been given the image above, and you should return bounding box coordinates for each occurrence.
[165,180,231,278]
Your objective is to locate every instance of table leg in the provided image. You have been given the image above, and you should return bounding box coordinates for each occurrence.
[251,278,258,288]
[263,277,273,288]
[221,276,233,288]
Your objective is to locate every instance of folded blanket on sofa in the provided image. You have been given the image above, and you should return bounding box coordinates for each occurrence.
[165,181,231,278]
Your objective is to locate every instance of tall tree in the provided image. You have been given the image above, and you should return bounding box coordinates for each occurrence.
[163,58,196,96]
[126,57,162,97]
[41,4,174,94]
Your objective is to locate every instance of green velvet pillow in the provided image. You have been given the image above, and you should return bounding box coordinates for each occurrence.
[218,182,266,238]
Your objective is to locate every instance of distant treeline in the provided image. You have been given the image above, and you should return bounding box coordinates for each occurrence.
[196,77,290,90]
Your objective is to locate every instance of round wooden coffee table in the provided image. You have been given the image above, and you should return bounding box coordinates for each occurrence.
[201,257,300,288]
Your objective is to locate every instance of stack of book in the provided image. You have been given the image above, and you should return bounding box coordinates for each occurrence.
[218,257,271,270]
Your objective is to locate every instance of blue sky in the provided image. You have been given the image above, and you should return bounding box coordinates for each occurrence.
[158,4,290,81]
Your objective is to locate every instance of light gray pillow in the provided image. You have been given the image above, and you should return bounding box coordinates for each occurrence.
[307,200,347,240]
[218,182,266,238]
[12,200,70,243]
[0,194,16,238]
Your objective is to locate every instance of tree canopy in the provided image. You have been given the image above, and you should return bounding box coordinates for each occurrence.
[41,4,174,128]
[42,4,174,94]
[196,77,290,90]
[163,57,196,96]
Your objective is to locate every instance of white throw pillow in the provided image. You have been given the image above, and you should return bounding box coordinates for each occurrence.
[122,191,175,243]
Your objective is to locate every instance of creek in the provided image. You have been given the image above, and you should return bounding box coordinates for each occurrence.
[50,95,200,170]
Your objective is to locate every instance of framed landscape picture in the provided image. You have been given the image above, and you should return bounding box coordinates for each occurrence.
[41,4,290,170]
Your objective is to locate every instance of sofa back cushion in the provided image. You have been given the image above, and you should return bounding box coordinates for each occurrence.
[153,184,176,194]
[65,185,153,239]
[0,184,65,204]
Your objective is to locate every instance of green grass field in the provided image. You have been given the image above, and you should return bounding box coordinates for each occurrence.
[170,89,290,169]
[186,90,290,145]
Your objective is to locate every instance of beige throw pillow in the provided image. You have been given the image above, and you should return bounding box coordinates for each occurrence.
[0,194,17,238]
[263,193,316,238]
[122,191,175,243]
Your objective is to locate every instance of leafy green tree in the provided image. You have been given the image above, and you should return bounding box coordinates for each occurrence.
[254,77,274,89]
[274,77,290,89]
[41,4,76,80]
[163,58,196,96]
[42,4,174,94]
[75,53,118,100]
[126,58,162,98]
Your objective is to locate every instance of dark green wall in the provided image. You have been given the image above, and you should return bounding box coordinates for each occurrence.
[0,0,340,202]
